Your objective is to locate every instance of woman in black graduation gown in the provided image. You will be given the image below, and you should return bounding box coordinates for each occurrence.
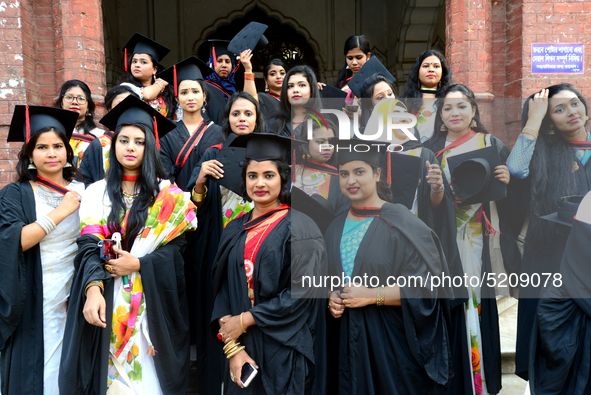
[211,133,324,394]
[424,84,520,395]
[507,84,591,380]
[267,65,322,137]
[157,56,224,190]
[59,96,193,394]
[325,139,452,395]
[0,106,82,395]
[79,85,138,186]
[293,119,349,216]
[184,91,263,395]
[529,192,591,394]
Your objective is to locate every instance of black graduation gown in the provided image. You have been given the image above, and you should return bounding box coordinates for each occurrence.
[203,82,228,125]
[266,116,293,138]
[211,208,324,395]
[258,92,282,120]
[79,132,113,187]
[58,234,190,395]
[0,182,44,395]
[424,133,521,394]
[159,120,223,191]
[529,216,591,394]
[383,141,471,395]
[515,154,591,380]
[324,203,452,395]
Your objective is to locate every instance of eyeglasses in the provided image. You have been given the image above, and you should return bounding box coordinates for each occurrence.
[63,95,87,104]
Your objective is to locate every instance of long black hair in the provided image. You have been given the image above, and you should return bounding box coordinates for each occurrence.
[240,159,291,205]
[371,164,393,202]
[220,91,266,142]
[403,50,452,113]
[523,83,588,244]
[54,80,97,135]
[104,85,139,111]
[122,53,177,120]
[105,123,167,249]
[334,35,371,88]
[359,73,397,128]
[269,65,321,135]
[17,127,78,182]
[432,84,489,138]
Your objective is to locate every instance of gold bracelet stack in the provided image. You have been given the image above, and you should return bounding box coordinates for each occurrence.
[522,126,539,140]
[85,280,104,297]
[223,339,246,359]
[244,72,255,81]
[192,185,208,203]
[377,286,385,306]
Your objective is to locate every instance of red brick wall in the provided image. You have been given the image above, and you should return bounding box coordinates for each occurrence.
[447,0,591,148]
[0,0,106,190]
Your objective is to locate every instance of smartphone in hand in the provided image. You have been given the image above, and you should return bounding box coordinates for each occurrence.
[240,363,258,388]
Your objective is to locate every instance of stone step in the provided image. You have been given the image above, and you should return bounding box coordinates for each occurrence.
[498,297,518,374]
[499,374,528,395]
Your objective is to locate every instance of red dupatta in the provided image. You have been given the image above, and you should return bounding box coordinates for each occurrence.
[243,204,289,306]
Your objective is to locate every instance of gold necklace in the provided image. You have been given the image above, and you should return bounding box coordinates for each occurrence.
[122,189,139,198]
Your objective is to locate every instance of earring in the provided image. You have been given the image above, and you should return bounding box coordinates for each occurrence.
[440,124,447,132]
[438,81,442,88]
[346,65,350,70]
[28,159,36,169]
[470,119,477,128]
[549,124,555,135]
[64,162,73,168]
[264,81,269,92]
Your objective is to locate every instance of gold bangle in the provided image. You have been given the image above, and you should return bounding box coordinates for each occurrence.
[224,344,241,356]
[226,346,245,359]
[240,313,247,334]
[377,286,385,306]
[223,339,238,353]
[192,185,208,203]
[522,126,539,140]
[85,280,104,297]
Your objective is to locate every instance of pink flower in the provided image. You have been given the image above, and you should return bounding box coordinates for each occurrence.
[474,372,482,395]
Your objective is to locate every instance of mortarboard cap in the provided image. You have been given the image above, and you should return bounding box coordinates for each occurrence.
[320,85,348,111]
[330,137,389,168]
[291,186,336,234]
[347,56,396,99]
[157,56,214,96]
[99,95,176,149]
[122,33,170,72]
[8,105,79,143]
[541,195,584,227]
[380,152,422,209]
[230,133,305,163]
[208,134,247,195]
[228,22,269,55]
[447,146,507,206]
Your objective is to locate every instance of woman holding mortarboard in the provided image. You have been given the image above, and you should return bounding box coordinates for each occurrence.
[507,84,591,381]
[0,106,83,395]
[211,133,324,394]
[59,96,195,394]
[78,85,139,187]
[325,138,452,395]
[120,32,177,119]
[424,84,520,395]
[402,50,452,143]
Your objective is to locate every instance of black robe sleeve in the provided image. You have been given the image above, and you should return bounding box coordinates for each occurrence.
[257,93,282,120]
[59,235,190,395]
[203,83,227,125]
[79,138,105,187]
[0,182,45,395]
